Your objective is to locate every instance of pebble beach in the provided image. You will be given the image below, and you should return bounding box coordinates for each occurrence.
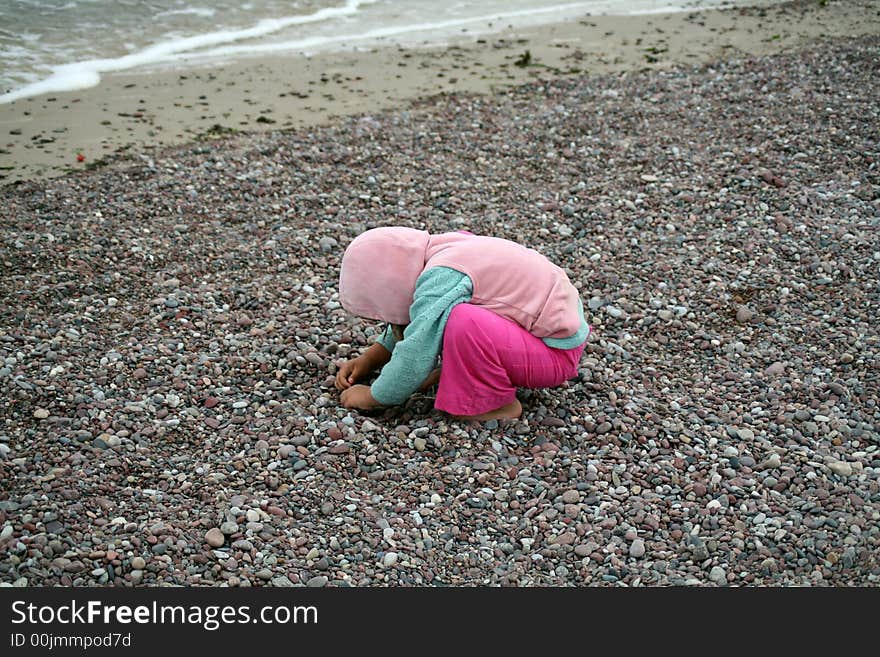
[1,7,879,587]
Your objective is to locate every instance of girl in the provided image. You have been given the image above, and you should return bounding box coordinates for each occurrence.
[334,227,590,421]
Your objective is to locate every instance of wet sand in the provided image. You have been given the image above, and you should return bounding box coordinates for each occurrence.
[2,0,878,184]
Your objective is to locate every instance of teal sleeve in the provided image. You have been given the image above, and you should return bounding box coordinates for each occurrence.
[377,324,397,353]
[371,267,473,406]
[542,296,591,349]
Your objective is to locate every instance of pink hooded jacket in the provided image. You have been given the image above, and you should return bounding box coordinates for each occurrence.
[338,227,582,339]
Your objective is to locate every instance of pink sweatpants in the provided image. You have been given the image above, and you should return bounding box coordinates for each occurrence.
[434,303,587,416]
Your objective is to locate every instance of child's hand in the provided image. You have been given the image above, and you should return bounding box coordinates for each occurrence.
[335,356,370,390]
[340,384,383,410]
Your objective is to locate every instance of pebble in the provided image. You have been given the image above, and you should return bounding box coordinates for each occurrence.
[764,362,786,376]
[629,539,646,558]
[383,552,399,567]
[574,544,591,557]
[33,409,49,419]
[318,236,338,252]
[131,557,146,570]
[272,575,295,587]
[205,528,225,548]
[45,521,64,534]
[736,306,754,323]
[709,566,727,585]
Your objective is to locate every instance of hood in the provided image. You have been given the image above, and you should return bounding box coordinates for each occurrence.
[338,226,430,325]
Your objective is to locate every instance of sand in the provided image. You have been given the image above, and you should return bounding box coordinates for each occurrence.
[1,0,879,185]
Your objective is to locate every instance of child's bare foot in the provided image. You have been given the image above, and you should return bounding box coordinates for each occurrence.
[455,398,522,422]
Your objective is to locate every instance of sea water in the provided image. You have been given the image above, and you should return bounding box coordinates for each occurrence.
[0,0,778,103]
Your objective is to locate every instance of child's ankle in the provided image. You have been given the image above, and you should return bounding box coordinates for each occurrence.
[454,398,522,422]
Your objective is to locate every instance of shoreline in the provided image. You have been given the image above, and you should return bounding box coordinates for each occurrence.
[2,0,878,185]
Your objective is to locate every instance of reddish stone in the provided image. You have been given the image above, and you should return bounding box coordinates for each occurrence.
[204,397,219,408]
